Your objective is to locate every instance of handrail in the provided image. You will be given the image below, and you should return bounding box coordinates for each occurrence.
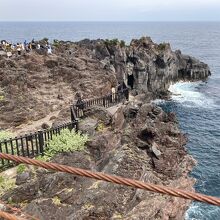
[1,153,220,207]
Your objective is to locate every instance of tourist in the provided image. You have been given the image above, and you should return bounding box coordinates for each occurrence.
[47,45,52,54]
[122,82,129,101]
[75,92,85,117]
[24,40,27,48]
[17,43,21,55]
[6,51,12,58]
[21,43,25,51]
[111,86,116,103]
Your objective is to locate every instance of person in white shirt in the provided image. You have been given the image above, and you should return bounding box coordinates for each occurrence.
[111,86,116,102]
[47,45,52,54]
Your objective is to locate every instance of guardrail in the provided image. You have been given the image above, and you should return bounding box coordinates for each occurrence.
[71,89,129,119]
[0,121,78,168]
[0,88,129,168]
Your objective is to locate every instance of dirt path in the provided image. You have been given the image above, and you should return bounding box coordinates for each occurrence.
[11,110,61,136]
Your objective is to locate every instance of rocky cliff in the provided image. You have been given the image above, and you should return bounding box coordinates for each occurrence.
[1,102,196,220]
[0,37,210,130]
[0,36,210,219]
[77,37,210,96]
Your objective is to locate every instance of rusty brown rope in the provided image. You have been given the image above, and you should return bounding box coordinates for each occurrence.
[1,153,220,207]
[0,200,39,220]
[0,210,22,220]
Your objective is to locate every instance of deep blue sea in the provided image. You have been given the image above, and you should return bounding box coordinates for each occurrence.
[0,22,220,219]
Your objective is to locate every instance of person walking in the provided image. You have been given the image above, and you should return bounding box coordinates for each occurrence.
[47,45,52,54]
[75,92,85,117]
[111,86,116,103]
[17,43,21,55]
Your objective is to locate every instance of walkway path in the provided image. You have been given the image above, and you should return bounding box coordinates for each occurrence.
[11,110,61,137]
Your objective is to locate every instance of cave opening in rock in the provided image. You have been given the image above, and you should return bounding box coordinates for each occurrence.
[127,74,134,90]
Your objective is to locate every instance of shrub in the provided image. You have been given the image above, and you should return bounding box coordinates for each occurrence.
[0,95,4,101]
[38,129,89,161]
[158,43,166,51]
[53,39,60,47]
[0,131,12,142]
[52,196,61,206]
[43,37,49,43]
[105,39,126,48]
[0,131,18,160]
[96,122,105,132]
[104,38,119,47]
[0,176,15,195]
[120,40,126,47]
[17,164,26,174]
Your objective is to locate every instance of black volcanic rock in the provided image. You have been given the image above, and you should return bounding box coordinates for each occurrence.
[0,37,210,130]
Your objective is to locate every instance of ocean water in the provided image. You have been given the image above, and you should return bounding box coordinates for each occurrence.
[0,22,220,219]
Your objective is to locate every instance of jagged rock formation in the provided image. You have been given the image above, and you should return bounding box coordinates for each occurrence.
[0,36,210,219]
[0,37,210,130]
[1,102,196,220]
[78,37,210,96]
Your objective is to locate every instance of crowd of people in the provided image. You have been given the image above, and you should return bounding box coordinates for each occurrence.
[0,39,52,58]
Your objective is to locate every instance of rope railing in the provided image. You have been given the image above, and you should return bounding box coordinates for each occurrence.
[0,153,220,207]
[0,210,23,220]
[0,200,39,220]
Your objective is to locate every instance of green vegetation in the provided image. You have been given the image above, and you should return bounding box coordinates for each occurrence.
[120,40,126,47]
[104,39,126,47]
[0,176,16,195]
[0,87,5,100]
[37,129,89,161]
[42,37,49,43]
[0,131,12,142]
[0,131,17,158]
[83,203,94,210]
[53,39,60,47]
[96,122,105,132]
[17,164,26,174]
[52,196,61,206]
[157,43,167,51]
[0,95,4,101]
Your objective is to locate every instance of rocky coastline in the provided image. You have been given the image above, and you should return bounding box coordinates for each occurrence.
[0,37,210,219]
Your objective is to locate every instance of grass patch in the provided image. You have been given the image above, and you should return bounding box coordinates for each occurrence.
[17,164,26,174]
[52,196,61,206]
[0,131,12,142]
[0,95,4,101]
[96,122,105,132]
[53,39,60,47]
[157,43,167,51]
[0,176,16,196]
[0,131,17,160]
[104,39,126,47]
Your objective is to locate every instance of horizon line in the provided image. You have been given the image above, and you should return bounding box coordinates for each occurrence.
[0,20,220,22]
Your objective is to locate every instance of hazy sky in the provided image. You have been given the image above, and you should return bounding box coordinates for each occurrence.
[0,0,220,21]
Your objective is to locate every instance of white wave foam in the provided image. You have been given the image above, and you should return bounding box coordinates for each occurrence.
[185,202,220,220]
[169,82,215,108]
[185,203,201,220]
